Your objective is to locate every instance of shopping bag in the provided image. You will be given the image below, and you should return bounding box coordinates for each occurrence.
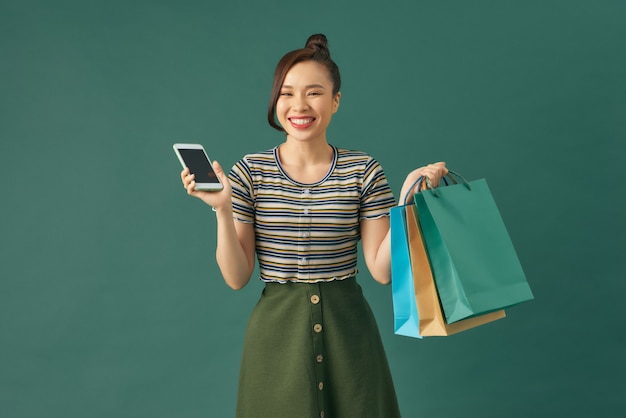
[390,204,421,338]
[405,204,506,335]
[414,171,534,324]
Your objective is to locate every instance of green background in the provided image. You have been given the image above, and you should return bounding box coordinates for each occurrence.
[1,0,624,417]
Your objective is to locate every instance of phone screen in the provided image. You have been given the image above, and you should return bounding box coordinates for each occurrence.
[178,148,220,185]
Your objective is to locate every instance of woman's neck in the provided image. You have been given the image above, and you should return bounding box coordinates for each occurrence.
[277,139,334,184]
[279,138,333,167]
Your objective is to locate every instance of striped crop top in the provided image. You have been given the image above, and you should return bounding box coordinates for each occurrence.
[228,145,396,283]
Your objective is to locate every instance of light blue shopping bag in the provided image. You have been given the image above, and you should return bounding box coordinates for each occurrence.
[391,204,421,338]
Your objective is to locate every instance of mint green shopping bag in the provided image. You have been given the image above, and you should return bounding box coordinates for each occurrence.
[414,172,534,324]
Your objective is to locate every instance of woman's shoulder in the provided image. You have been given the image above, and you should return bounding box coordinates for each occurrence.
[334,147,380,167]
[335,147,370,157]
[234,147,277,168]
[240,147,276,161]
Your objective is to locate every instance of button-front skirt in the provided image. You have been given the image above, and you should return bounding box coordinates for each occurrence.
[236,277,401,418]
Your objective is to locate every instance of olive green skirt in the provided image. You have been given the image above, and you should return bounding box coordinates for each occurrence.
[236,277,401,418]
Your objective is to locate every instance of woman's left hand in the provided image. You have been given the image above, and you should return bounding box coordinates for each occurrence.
[399,162,449,204]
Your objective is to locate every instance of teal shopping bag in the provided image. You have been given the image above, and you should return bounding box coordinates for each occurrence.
[414,172,534,324]
[390,204,421,338]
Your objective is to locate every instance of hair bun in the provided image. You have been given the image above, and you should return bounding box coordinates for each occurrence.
[305,33,330,55]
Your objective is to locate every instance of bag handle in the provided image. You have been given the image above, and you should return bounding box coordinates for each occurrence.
[401,174,455,205]
[424,170,471,197]
[401,176,425,205]
[401,170,471,204]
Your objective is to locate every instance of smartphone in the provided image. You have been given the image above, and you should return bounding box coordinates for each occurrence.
[173,143,223,191]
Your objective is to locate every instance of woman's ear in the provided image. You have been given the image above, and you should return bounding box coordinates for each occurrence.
[332,92,341,113]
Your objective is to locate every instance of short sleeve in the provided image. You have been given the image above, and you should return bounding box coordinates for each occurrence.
[360,158,396,220]
[229,158,255,224]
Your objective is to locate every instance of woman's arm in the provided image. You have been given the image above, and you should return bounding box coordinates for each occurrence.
[214,208,256,290]
[182,162,256,290]
[361,162,448,285]
[361,217,393,285]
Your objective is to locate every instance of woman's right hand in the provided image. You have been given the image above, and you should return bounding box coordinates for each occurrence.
[180,160,232,211]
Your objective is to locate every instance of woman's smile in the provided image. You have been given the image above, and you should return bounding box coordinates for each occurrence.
[288,116,316,128]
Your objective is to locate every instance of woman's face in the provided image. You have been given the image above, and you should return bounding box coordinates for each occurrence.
[276,60,341,144]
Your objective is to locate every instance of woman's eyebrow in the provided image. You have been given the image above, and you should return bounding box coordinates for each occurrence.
[281,84,327,89]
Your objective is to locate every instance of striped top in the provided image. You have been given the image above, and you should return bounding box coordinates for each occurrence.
[228,145,396,283]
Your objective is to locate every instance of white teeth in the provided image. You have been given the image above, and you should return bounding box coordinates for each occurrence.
[291,118,313,125]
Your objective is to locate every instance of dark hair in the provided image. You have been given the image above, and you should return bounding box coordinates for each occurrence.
[267,34,342,132]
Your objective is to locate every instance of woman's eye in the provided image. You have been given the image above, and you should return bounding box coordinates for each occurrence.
[280,92,292,96]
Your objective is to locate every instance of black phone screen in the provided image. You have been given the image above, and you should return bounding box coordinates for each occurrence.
[178,148,220,184]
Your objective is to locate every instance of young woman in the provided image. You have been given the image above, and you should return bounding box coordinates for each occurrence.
[181,34,447,418]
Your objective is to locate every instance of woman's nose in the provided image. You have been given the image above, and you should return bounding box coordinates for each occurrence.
[292,94,309,111]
